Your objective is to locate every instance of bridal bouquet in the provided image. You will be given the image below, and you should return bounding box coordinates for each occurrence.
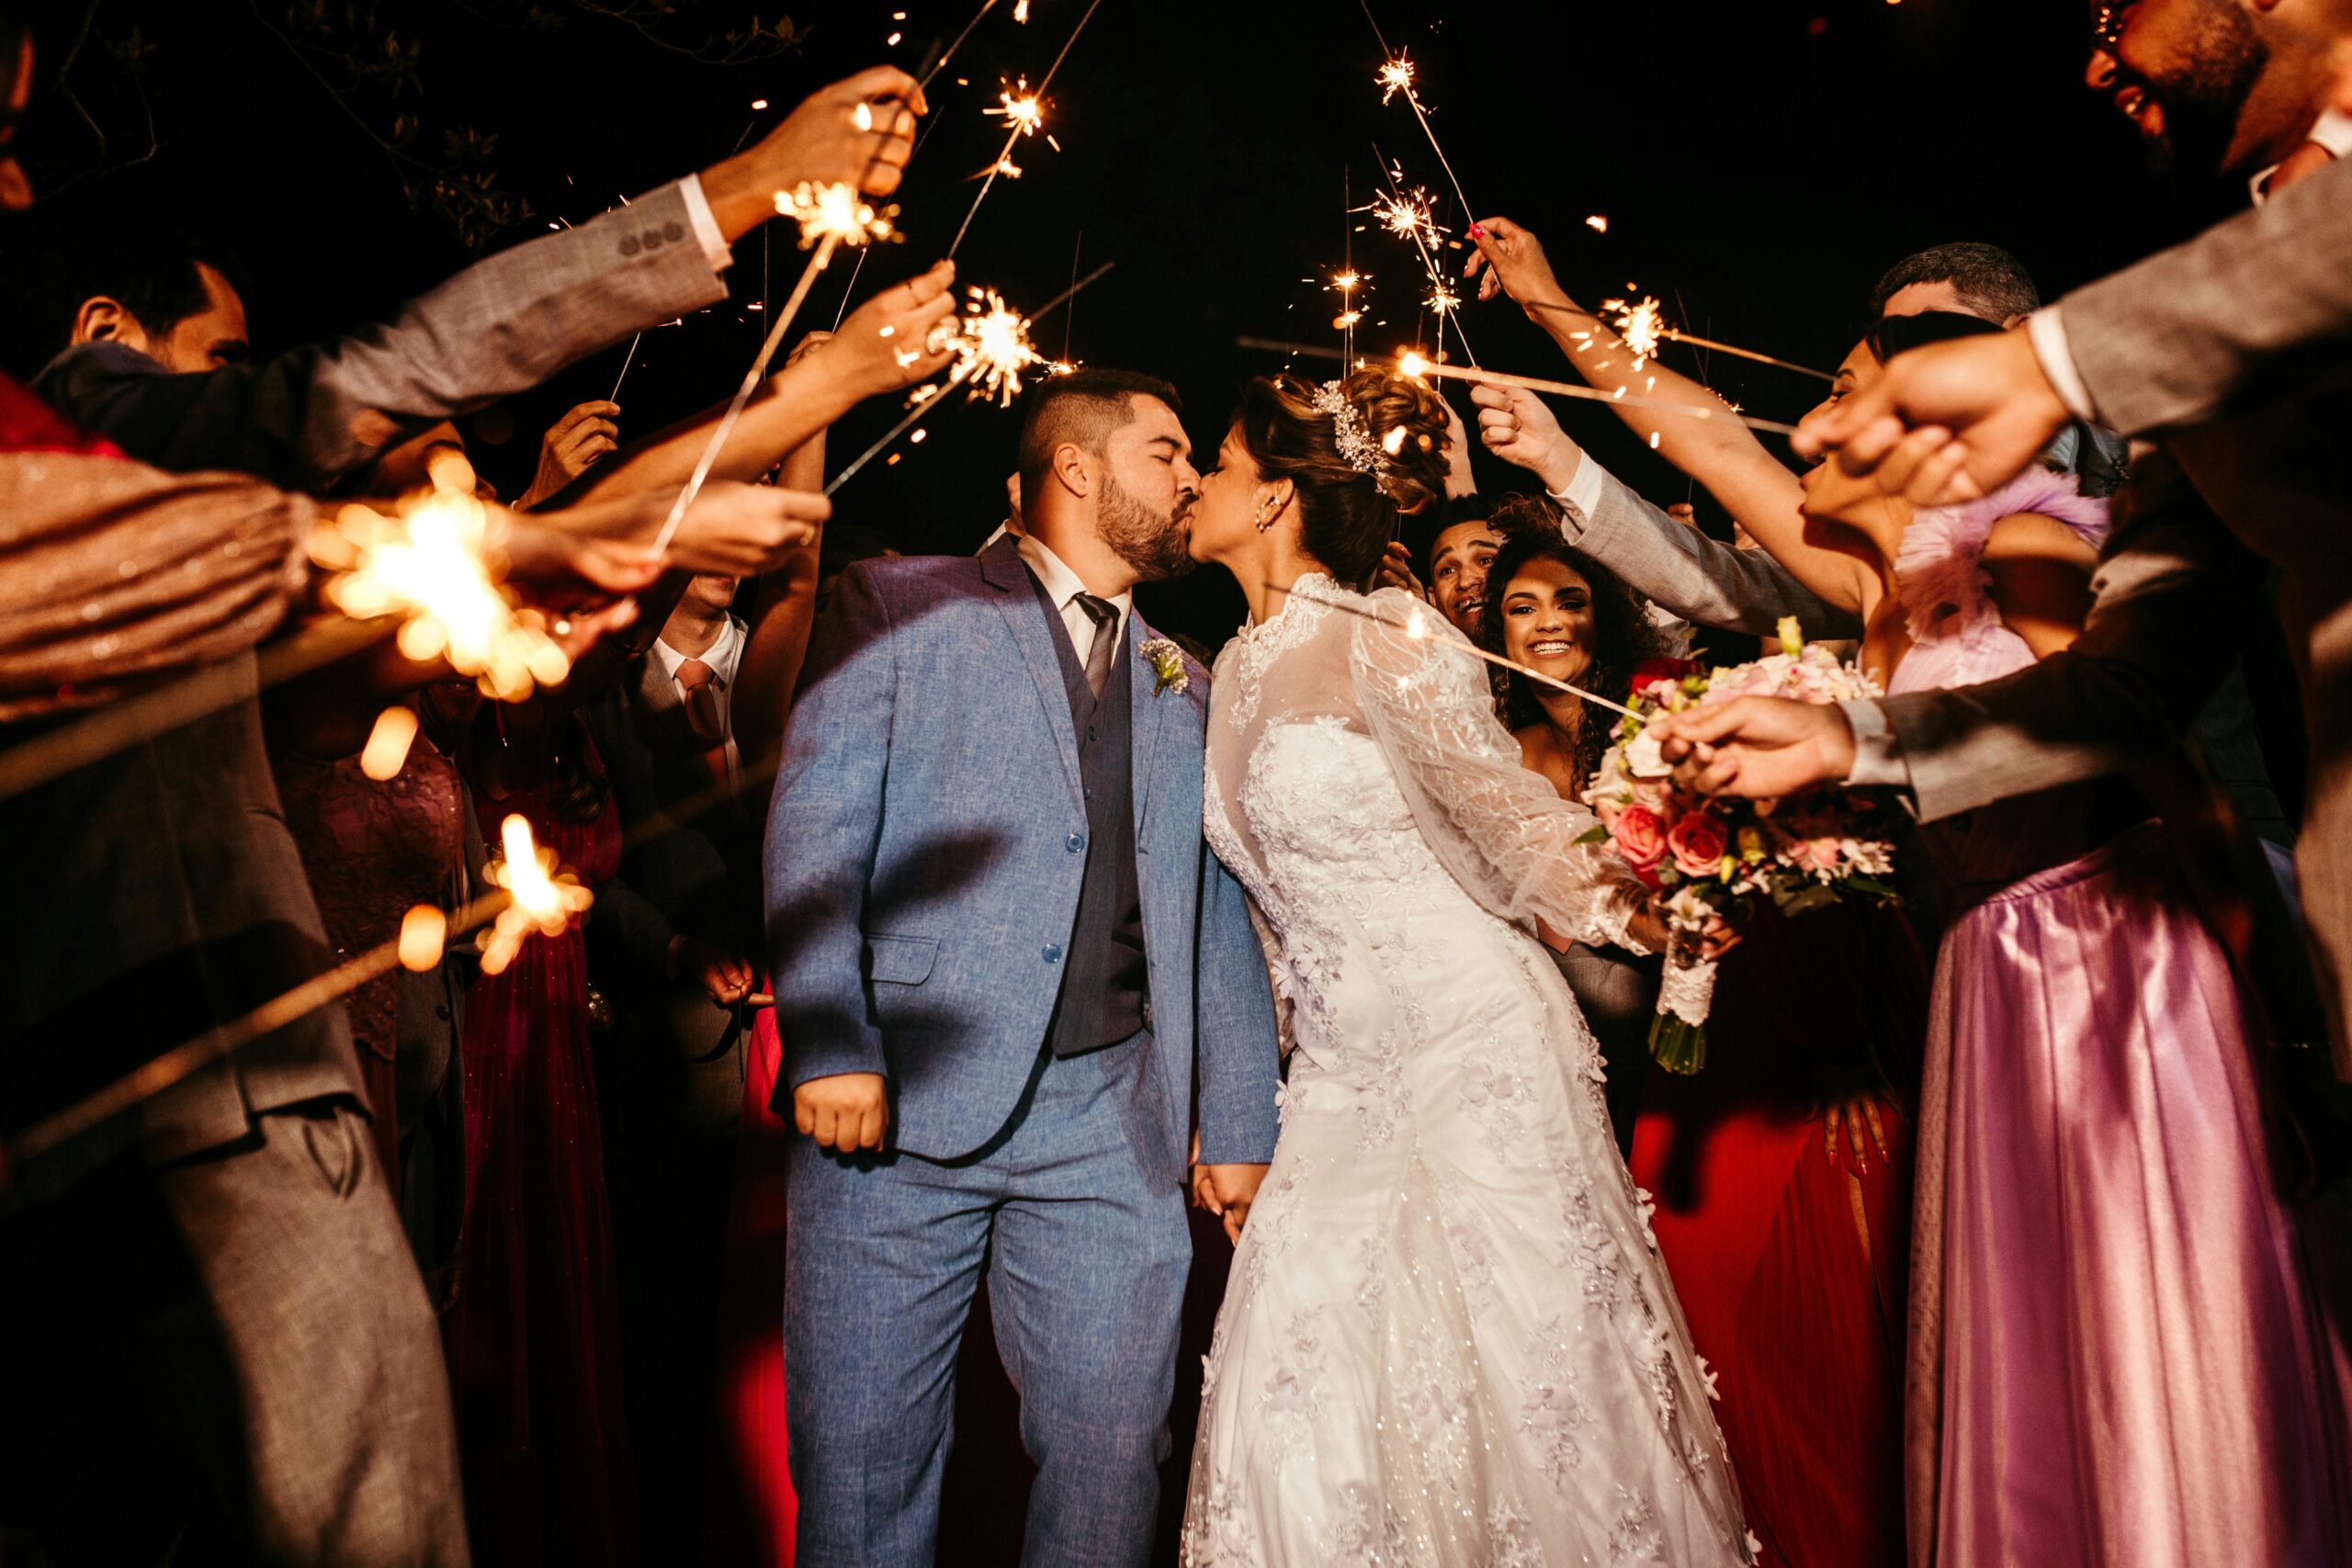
[1579,619,1900,1074]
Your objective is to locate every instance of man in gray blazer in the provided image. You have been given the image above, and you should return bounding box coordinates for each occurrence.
[0,57,923,1565]
[1658,59,2352,1065]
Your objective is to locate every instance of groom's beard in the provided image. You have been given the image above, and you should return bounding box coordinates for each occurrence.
[1098,471,1196,583]
[2136,6,2268,180]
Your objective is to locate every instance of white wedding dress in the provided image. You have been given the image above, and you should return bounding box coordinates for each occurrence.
[1180,575,1751,1567]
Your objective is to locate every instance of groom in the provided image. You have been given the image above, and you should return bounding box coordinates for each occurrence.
[767,367,1282,1566]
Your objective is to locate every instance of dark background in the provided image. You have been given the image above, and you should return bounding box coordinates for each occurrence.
[7,0,2227,649]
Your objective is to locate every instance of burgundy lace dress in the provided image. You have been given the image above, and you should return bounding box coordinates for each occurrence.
[272,735,466,1185]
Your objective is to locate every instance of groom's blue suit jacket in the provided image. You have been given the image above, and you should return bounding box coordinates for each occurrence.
[766,536,1281,1188]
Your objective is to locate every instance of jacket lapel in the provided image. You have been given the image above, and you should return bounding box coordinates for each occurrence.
[1129,613,1169,842]
[979,535,1085,809]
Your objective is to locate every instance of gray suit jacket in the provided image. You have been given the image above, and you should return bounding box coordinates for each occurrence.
[1870,152,2352,1062]
[1563,462,1862,640]
[32,179,729,491]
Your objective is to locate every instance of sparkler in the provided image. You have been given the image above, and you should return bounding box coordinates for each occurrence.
[1368,152,1476,367]
[826,263,1111,495]
[1366,41,1478,257]
[1544,294,1834,382]
[479,814,594,976]
[607,331,642,401]
[1230,336,1801,437]
[945,0,1106,259]
[649,180,899,556]
[311,457,575,705]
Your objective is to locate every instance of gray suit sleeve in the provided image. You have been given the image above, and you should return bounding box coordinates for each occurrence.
[1880,451,2262,822]
[2064,152,2352,436]
[1567,463,1863,639]
[37,181,729,491]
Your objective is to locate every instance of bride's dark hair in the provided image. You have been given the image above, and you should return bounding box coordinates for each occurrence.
[1233,367,1453,588]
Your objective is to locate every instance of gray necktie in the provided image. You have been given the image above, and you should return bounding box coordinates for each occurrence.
[1073,592,1119,699]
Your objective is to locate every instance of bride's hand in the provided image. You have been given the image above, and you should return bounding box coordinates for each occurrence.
[1192,1162,1271,1245]
[1635,897,1741,962]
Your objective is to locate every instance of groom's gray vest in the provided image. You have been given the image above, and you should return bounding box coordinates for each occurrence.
[1025,574,1148,1058]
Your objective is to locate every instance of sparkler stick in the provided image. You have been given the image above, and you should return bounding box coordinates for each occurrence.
[919,0,1001,95]
[823,361,978,495]
[608,331,643,401]
[1231,336,1800,436]
[650,181,899,555]
[1267,580,1639,719]
[944,0,1107,259]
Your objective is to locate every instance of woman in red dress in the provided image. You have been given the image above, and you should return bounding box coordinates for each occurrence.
[444,704,638,1565]
[1485,511,1927,1568]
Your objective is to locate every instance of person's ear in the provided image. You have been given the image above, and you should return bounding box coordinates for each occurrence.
[1050,441,1091,501]
[1253,477,1295,530]
[72,296,148,352]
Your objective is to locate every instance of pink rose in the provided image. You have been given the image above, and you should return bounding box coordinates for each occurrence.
[1611,804,1668,872]
[1668,810,1729,880]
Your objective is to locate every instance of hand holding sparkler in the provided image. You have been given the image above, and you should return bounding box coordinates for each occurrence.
[1469,379,1584,493]
[699,65,927,242]
[1464,214,1579,321]
[515,400,622,512]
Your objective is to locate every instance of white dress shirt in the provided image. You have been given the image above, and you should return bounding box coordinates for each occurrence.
[651,613,746,786]
[677,175,737,273]
[1017,531,1132,669]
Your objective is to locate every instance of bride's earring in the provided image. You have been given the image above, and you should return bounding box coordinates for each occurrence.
[1254,496,1280,533]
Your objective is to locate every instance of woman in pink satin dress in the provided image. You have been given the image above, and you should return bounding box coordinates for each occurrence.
[1805,313,2352,1566]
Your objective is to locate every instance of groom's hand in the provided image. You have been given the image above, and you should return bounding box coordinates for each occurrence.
[795,1072,889,1151]
[1191,1163,1270,1244]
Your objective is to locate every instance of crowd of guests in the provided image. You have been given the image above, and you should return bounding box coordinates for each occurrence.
[4,0,2352,1565]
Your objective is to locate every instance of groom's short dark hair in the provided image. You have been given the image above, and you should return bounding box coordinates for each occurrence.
[1017,368,1181,494]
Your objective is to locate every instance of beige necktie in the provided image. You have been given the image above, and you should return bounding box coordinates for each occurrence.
[675,658,730,782]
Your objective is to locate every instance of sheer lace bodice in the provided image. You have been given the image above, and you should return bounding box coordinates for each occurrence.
[1204,576,1646,1060]
[1183,573,1749,1567]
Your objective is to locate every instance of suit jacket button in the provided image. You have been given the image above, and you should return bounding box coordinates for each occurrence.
[664,220,686,243]
[1043,943,1061,963]
[642,228,663,249]
[619,235,641,256]
[1067,831,1083,852]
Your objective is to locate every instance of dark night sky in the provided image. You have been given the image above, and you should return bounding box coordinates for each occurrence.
[9,0,2236,648]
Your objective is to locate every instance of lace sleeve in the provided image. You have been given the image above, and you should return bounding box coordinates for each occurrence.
[1349,591,1649,952]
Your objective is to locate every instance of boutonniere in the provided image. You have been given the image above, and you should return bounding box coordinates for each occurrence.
[1140,637,1190,697]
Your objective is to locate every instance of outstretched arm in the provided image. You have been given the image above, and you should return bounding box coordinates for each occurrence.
[1474,378,1862,639]
[566,263,956,503]
[1467,215,1870,615]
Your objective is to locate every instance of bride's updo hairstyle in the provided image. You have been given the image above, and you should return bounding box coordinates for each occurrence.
[1235,366,1453,588]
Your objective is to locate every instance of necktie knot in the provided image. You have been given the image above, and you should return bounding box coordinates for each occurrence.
[676,657,716,693]
[1073,592,1116,631]
[674,656,728,747]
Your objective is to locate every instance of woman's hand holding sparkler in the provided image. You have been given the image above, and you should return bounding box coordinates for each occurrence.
[496,481,828,588]
[699,65,928,242]
[1464,215,1579,322]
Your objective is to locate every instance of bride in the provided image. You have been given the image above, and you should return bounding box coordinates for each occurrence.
[1178,367,1752,1566]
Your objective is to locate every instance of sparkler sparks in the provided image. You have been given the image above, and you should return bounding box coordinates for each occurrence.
[944,287,1046,408]
[1370,186,1442,247]
[311,473,572,705]
[985,79,1045,138]
[1376,53,1416,105]
[1602,294,1668,370]
[479,815,594,977]
[773,181,899,249]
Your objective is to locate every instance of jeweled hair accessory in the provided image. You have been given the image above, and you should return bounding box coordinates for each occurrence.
[1309,378,1392,480]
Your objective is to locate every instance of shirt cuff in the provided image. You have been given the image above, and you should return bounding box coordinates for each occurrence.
[1838,699,1910,788]
[2025,308,2097,426]
[1544,451,1606,541]
[679,175,735,273]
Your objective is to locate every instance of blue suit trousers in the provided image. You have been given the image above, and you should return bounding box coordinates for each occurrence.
[784,1041,1192,1567]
